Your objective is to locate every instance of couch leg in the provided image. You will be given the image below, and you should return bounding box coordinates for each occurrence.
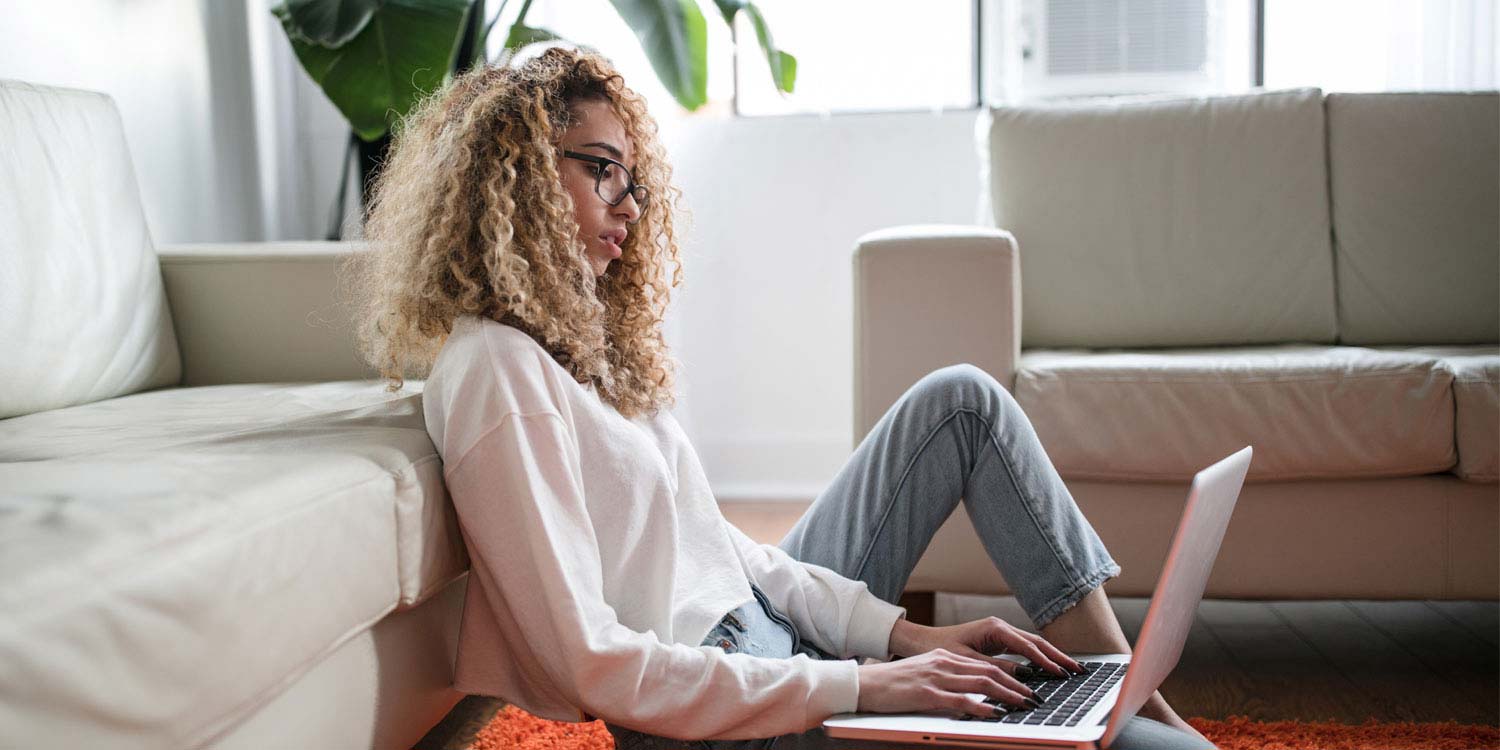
[898,591,936,626]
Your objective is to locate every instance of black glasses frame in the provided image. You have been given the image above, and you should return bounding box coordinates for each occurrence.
[560,150,650,216]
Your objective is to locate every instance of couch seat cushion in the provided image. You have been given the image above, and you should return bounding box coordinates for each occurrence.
[1013,345,1455,482]
[1385,346,1499,483]
[0,381,462,748]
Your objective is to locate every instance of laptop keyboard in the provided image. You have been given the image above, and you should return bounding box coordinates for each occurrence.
[961,661,1126,727]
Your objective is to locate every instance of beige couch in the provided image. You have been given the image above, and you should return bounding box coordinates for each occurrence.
[0,81,468,748]
[854,89,1499,606]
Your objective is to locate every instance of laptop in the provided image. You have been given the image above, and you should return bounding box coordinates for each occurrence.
[824,446,1252,749]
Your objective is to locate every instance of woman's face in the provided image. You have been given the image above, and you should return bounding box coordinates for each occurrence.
[557,99,642,278]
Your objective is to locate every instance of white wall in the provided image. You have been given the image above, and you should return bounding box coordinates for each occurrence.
[0,0,358,243]
[663,110,986,502]
[0,0,266,243]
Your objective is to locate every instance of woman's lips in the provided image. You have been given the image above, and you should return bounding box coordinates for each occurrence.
[601,236,623,258]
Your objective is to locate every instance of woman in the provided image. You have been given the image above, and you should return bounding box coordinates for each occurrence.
[350,47,1215,750]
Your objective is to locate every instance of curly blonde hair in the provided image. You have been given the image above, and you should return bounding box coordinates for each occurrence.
[347,47,685,419]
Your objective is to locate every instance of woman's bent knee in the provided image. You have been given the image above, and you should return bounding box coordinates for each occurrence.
[910,363,1016,418]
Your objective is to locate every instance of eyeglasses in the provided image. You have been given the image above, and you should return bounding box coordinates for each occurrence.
[560,150,650,221]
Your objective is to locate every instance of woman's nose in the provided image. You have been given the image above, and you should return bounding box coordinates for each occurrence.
[615,193,642,224]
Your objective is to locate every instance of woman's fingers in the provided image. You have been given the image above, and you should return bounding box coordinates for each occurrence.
[951,647,1037,697]
[1000,630,1070,676]
[974,617,1073,677]
[988,655,1026,676]
[944,674,1035,709]
[912,650,1065,719]
[1016,630,1088,674]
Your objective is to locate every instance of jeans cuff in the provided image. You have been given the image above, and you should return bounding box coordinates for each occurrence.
[1028,560,1122,630]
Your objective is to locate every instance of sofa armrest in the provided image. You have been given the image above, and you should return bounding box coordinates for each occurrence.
[157,242,379,386]
[852,225,1020,445]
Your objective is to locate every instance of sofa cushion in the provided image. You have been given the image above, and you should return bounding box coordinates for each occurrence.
[1013,345,1455,482]
[1328,93,1500,345]
[0,381,462,747]
[0,80,181,419]
[986,88,1336,348]
[1385,346,1499,483]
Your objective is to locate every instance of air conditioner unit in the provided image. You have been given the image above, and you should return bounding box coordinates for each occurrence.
[1007,0,1253,100]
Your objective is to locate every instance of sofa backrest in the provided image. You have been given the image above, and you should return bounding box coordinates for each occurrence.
[985,88,1338,349]
[1327,92,1499,346]
[0,81,181,420]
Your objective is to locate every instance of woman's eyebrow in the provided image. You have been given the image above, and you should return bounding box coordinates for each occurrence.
[581,141,631,167]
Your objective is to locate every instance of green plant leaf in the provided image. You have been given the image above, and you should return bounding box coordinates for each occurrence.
[463,0,490,68]
[608,0,708,111]
[504,23,560,53]
[273,0,474,141]
[275,0,381,47]
[712,0,795,93]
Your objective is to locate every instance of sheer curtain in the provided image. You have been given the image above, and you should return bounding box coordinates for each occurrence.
[1264,0,1499,91]
[1385,0,1499,89]
[243,0,359,241]
[0,0,278,243]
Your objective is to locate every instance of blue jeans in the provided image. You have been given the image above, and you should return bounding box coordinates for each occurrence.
[607,365,1213,750]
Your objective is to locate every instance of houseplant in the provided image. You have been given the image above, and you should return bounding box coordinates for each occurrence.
[271,0,796,237]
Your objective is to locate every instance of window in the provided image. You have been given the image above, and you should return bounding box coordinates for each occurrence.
[732,0,979,116]
[506,0,1496,119]
[1262,0,1498,92]
[1002,0,1256,100]
[494,0,737,117]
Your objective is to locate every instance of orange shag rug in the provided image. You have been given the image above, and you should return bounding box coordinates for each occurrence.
[466,706,1500,750]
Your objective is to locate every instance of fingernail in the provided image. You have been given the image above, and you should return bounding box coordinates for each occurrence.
[992,706,1009,718]
[1024,697,1042,709]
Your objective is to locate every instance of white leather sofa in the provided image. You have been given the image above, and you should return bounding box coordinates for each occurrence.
[0,81,469,748]
[855,88,1499,604]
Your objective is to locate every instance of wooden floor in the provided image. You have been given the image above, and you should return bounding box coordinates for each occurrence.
[414,596,1498,749]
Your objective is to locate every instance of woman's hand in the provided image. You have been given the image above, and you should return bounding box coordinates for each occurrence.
[856,648,1040,718]
[856,617,1088,719]
[888,617,1085,678]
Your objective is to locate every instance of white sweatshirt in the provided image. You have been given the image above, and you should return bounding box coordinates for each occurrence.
[420,315,907,740]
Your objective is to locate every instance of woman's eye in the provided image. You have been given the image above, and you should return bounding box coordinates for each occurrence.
[598,165,614,179]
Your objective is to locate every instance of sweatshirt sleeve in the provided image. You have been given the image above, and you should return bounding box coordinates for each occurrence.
[443,411,863,740]
[722,521,907,662]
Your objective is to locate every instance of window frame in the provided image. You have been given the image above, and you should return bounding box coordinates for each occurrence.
[1253,0,1265,86]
